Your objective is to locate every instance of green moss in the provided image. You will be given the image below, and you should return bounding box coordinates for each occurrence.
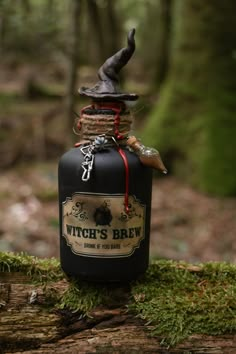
[131,260,236,346]
[0,252,109,314]
[59,280,108,314]
[196,92,236,195]
[143,81,236,195]
[1,252,236,346]
[142,0,236,196]
[0,252,63,283]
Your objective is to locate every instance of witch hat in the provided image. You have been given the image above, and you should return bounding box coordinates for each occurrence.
[79,29,138,101]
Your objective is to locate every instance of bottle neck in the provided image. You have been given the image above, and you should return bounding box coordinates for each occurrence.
[75,101,133,214]
[76,102,133,145]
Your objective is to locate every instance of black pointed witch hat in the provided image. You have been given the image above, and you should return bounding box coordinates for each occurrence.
[79,29,138,101]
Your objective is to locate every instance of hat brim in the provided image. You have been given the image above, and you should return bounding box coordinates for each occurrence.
[79,87,139,101]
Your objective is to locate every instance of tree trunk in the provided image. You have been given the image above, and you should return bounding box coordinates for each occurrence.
[0,1,7,54]
[46,0,55,13]
[106,0,120,56]
[87,0,106,63]
[154,0,173,87]
[65,0,81,147]
[143,0,236,196]
[21,0,31,14]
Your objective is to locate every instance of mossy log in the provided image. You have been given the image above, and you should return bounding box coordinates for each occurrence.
[0,253,236,353]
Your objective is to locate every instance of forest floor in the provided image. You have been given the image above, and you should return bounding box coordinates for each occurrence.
[0,162,235,263]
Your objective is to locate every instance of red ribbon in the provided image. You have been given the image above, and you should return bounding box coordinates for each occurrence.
[77,102,130,214]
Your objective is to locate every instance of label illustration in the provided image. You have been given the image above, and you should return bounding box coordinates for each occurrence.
[62,193,145,258]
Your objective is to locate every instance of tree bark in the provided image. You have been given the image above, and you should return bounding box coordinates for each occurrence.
[0,0,7,54]
[87,0,106,63]
[0,271,235,353]
[143,0,236,196]
[21,0,31,15]
[106,0,120,56]
[154,0,173,87]
[65,0,81,147]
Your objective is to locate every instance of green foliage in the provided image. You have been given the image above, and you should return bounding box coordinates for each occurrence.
[36,190,58,202]
[1,252,236,346]
[0,92,21,106]
[0,0,165,79]
[0,0,69,61]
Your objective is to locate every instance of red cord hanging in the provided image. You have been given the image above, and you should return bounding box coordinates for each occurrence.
[77,102,130,214]
[116,147,130,214]
[94,103,130,213]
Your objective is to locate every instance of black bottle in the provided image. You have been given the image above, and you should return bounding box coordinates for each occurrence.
[58,29,166,282]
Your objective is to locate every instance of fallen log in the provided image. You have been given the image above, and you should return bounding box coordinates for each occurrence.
[0,253,235,353]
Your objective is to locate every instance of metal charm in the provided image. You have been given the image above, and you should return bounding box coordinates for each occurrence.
[80,135,108,182]
[94,135,108,151]
[81,144,95,182]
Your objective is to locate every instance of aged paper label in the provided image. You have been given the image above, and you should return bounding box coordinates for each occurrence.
[62,193,145,258]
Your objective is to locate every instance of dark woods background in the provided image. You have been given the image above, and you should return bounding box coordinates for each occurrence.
[0,0,172,166]
[0,0,236,262]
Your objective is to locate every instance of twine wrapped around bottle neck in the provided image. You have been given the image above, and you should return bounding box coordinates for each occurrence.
[75,102,133,146]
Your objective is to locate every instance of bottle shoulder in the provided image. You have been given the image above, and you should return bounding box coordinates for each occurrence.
[59,147,82,161]
[58,146,152,194]
[59,147,141,167]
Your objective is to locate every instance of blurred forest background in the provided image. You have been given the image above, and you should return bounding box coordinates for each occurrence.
[0,0,235,263]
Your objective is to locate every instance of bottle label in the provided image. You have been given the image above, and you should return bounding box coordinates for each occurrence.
[62,193,145,258]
